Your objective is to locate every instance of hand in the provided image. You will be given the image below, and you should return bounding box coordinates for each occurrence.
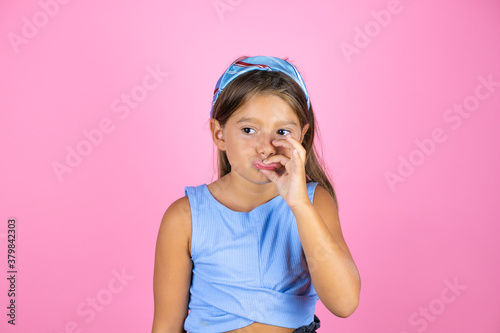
[258,134,310,209]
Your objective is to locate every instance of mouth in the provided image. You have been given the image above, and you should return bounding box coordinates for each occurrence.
[253,160,281,171]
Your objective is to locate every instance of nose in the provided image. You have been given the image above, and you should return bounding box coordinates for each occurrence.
[257,134,277,158]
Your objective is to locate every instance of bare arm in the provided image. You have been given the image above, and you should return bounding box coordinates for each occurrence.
[152,196,193,333]
[292,185,361,318]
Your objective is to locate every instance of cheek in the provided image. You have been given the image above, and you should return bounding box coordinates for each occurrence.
[226,135,253,150]
[224,136,251,158]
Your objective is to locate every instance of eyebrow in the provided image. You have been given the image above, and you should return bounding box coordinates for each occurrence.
[235,117,298,127]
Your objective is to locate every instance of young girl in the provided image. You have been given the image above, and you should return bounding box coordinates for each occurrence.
[152,56,360,333]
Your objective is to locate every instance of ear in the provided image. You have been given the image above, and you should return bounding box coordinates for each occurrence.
[299,123,310,144]
[210,118,226,151]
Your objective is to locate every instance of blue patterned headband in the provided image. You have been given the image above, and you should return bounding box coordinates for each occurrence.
[210,56,310,117]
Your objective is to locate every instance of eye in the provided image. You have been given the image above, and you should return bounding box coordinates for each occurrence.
[277,129,292,136]
[242,128,255,134]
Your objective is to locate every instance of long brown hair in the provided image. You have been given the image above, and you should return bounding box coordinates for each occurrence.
[210,56,338,209]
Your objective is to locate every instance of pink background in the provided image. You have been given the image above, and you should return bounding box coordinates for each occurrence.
[1,0,500,332]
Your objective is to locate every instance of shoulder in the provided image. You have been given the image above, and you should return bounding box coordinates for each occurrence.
[312,184,336,209]
[312,184,338,221]
[311,184,338,219]
[159,196,192,255]
[166,195,192,220]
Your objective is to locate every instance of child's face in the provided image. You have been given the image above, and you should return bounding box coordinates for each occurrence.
[212,93,309,184]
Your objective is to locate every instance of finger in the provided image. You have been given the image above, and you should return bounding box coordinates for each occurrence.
[263,154,290,166]
[258,168,280,183]
[285,134,304,151]
[272,138,293,149]
[273,136,304,159]
[272,136,299,151]
[292,148,304,169]
[283,135,306,161]
[282,149,302,175]
[280,135,305,155]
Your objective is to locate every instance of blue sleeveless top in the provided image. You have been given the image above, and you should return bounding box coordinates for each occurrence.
[183,182,319,332]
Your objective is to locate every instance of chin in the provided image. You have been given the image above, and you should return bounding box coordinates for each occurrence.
[253,174,272,184]
[252,171,273,184]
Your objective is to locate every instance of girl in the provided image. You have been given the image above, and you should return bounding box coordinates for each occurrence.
[152,56,360,333]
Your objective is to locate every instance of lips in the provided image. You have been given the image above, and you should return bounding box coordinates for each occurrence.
[254,160,281,170]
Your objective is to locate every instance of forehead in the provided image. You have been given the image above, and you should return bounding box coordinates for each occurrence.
[230,93,300,125]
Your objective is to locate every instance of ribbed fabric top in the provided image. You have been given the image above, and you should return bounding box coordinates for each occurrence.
[183,182,319,333]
